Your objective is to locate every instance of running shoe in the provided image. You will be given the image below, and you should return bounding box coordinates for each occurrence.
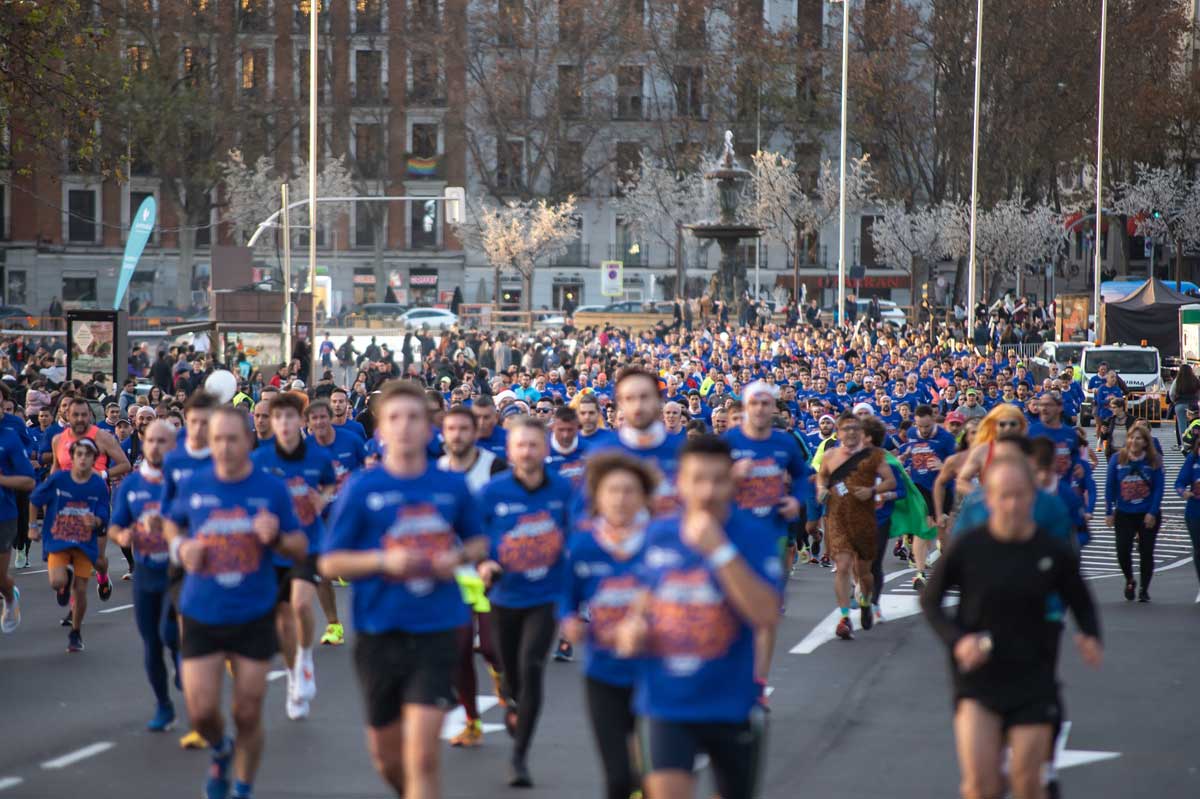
[508,756,533,788]
[1124,580,1136,601]
[449,719,483,747]
[1137,589,1150,603]
[205,739,234,799]
[121,571,132,581]
[797,545,812,565]
[819,555,831,568]
[96,572,113,602]
[61,610,73,627]
[55,582,70,607]
[892,540,906,560]
[872,603,884,624]
[147,703,176,732]
[912,572,927,592]
[180,730,210,750]
[553,639,574,662]
[320,623,344,646]
[860,602,874,631]
[13,549,27,569]
[67,629,83,652]
[1047,778,1061,799]
[835,616,853,640]
[0,587,19,633]
[285,693,310,721]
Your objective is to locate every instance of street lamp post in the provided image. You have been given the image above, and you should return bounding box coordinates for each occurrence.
[308,0,320,387]
[1092,0,1109,336]
[834,0,851,325]
[966,0,984,336]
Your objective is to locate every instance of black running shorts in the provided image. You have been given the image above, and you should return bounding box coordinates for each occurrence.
[353,628,458,728]
[641,713,766,799]
[274,565,293,605]
[290,553,321,585]
[180,610,279,662]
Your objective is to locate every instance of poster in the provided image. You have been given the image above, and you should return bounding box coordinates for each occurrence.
[69,320,115,378]
[1056,294,1090,342]
[601,260,623,297]
[223,331,286,373]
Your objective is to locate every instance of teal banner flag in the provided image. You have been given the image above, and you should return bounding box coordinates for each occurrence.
[114,195,156,310]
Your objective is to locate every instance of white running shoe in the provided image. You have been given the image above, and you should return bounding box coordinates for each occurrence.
[294,662,317,702]
[13,550,27,569]
[285,694,310,721]
[0,587,18,633]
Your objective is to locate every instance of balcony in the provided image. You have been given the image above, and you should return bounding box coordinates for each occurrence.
[614,95,644,121]
[405,153,446,180]
[408,81,448,107]
[551,242,590,267]
[608,244,645,267]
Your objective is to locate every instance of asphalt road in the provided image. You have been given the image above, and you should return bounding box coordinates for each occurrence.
[2,441,1198,797]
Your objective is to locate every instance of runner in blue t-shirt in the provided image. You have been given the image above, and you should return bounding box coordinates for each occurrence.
[31,438,110,653]
[164,406,306,799]
[109,419,180,731]
[319,380,488,799]
[330,387,367,441]
[0,426,37,634]
[477,418,573,787]
[251,392,337,721]
[612,435,781,799]
[545,406,588,488]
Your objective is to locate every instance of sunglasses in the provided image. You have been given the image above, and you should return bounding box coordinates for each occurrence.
[535,407,553,414]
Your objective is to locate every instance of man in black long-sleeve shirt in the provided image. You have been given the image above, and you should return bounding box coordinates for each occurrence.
[922,455,1102,799]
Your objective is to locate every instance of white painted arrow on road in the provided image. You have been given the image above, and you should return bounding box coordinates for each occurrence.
[1054,722,1121,770]
[790,594,957,654]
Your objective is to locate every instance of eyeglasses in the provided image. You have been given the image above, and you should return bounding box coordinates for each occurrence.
[535,407,553,414]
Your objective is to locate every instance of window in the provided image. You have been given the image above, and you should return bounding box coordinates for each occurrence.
[498,0,524,45]
[128,190,156,242]
[67,188,98,243]
[295,0,328,30]
[412,0,440,30]
[297,123,328,166]
[352,267,376,304]
[188,0,212,15]
[63,276,98,302]
[411,123,439,158]
[796,0,823,46]
[859,215,877,266]
[7,270,26,305]
[354,124,384,178]
[496,140,524,193]
[354,206,378,248]
[556,141,584,195]
[126,45,151,75]
[355,0,382,33]
[619,0,644,31]
[241,49,269,95]
[409,53,442,103]
[558,65,582,118]
[296,219,327,247]
[615,217,643,266]
[615,142,640,193]
[296,47,326,102]
[410,199,439,249]
[559,0,581,44]
[673,66,704,118]
[182,47,209,87]
[616,66,643,120]
[675,2,706,48]
[354,50,383,101]
[238,0,269,32]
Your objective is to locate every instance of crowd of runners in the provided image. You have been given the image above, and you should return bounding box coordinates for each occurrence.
[2,307,1199,799]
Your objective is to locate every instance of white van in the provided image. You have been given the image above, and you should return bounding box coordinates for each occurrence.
[1079,344,1164,425]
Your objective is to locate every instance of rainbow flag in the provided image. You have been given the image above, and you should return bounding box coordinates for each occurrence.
[407,156,439,177]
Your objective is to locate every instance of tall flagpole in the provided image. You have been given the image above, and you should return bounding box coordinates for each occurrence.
[308,0,319,387]
[1092,0,1109,338]
[836,0,850,324]
[966,0,984,336]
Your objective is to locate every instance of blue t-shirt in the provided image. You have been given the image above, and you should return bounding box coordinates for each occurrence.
[560,517,647,687]
[255,435,275,451]
[0,428,36,522]
[901,427,957,491]
[1176,453,1200,520]
[308,428,367,489]
[252,441,337,554]
[1105,453,1164,516]
[579,428,619,449]
[0,412,33,456]
[477,428,508,459]
[111,469,170,592]
[333,419,367,441]
[1027,421,1080,479]
[633,513,782,723]
[481,472,572,609]
[545,438,588,487]
[160,446,213,513]
[953,488,1070,538]
[323,465,482,634]
[31,471,110,563]
[595,428,685,516]
[167,467,300,626]
[723,428,813,546]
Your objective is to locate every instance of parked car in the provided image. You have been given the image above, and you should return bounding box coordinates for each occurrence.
[351,303,410,320]
[828,299,908,327]
[398,307,459,330]
[533,313,566,328]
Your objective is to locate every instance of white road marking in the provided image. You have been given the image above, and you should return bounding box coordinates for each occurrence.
[18,569,48,575]
[98,604,133,614]
[439,696,505,740]
[790,595,958,654]
[1054,722,1121,770]
[0,778,23,791]
[41,741,114,770]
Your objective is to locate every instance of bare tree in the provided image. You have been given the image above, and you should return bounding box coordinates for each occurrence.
[1115,164,1200,287]
[870,200,967,300]
[221,150,353,248]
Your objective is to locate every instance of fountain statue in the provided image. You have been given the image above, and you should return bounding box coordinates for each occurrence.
[685,130,764,307]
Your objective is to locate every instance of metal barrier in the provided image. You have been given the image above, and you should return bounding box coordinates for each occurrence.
[1128,392,1166,426]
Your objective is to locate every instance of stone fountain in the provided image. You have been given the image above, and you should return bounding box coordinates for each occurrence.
[686,130,764,307]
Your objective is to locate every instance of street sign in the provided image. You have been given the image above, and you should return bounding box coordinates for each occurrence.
[1144,237,1154,258]
[601,260,623,297]
[444,186,465,225]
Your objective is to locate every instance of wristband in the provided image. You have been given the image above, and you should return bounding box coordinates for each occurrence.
[707,542,737,570]
[169,536,183,566]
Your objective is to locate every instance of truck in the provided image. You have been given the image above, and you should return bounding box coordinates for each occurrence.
[1179,304,1200,366]
[1078,343,1165,426]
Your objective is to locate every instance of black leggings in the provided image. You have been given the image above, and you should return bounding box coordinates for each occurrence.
[585,677,638,799]
[1113,511,1159,589]
[493,602,558,758]
[871,518,893,605]
[13,490,29,554]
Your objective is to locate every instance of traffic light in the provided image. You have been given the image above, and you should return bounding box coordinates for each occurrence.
[1152,210,1163,220]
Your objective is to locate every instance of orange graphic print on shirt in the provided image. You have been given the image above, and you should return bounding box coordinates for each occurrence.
[195,508,262,577]
[1119,474,1149,503]
[132,501,166,555]
[498,511,564,574]
[51,501,94,543]
[648,568,738,661]
[588,575,640,650]
[286,476,321,526]
[735,459,785,513]
[383,503,457,579]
